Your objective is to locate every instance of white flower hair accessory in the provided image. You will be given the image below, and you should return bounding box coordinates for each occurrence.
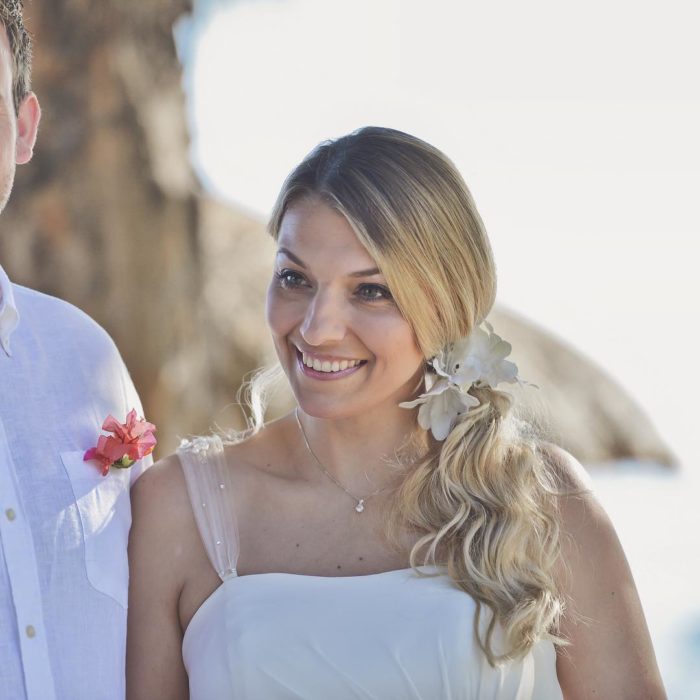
[399,321,537,441]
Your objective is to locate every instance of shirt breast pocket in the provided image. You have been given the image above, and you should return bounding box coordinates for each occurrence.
[60,450,132,608]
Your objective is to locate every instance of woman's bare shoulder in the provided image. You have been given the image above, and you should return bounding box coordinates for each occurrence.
[537,442,666,698]
[538,441,618,586]
[131,452,191,523]
[538,440,594,494]
[129,452,203,588]
[132,419,293,529]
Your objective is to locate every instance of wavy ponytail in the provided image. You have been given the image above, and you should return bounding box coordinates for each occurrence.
[386,383,568,665]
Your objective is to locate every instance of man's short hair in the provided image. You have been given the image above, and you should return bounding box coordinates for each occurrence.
[0,0,32,113]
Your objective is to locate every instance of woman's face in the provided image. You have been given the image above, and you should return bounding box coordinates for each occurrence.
[266,197,425,421]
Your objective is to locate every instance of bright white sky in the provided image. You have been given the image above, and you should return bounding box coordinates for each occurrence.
[178,0,700,470]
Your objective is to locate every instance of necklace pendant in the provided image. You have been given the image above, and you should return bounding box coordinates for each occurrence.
[355,499,365,513]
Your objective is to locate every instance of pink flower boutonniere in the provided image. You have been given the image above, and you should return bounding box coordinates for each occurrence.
[84,409,157,476]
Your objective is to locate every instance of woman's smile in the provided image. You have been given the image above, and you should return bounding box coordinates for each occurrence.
[295,346,368,381]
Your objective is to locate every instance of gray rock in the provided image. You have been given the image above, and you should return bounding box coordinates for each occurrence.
[487,307,677,468]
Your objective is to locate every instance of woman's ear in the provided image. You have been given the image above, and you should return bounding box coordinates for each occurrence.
[15,91,41,165]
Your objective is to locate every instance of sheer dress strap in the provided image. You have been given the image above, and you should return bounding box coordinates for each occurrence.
[177,435,240,581]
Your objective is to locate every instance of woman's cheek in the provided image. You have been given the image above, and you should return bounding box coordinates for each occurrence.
[359,309,411,341]
[364,312,423,367]
[265,283,284,332]
[266,284,300,337]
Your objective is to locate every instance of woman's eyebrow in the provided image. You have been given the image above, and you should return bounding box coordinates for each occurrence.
[348,268,382,277]
[277,247,382,277]
[277,247,306,267]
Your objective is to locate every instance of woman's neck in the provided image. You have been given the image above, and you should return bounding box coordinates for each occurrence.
[292,405,426,495]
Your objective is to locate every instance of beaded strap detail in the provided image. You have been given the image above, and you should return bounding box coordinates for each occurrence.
[178,435,240,581]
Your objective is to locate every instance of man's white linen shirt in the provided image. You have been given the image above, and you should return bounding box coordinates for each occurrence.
[0,263,151,700]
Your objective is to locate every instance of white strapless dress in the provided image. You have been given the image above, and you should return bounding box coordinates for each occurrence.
[178,436,564,700]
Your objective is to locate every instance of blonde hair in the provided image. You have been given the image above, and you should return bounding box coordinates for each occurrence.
[246,126,567,665]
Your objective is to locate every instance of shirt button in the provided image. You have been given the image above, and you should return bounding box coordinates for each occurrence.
[26,625,36,639]
[5,508,16,521]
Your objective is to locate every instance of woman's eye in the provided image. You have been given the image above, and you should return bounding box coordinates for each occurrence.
[357,284,393,302]
[275,269,307,288]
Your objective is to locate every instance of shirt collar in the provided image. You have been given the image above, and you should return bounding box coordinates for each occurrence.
[0,263,20,357]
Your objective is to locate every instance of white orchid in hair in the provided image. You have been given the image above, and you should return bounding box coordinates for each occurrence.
[399,321,534,441]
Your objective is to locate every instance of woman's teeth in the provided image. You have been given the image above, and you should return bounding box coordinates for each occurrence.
[301,352,363,373]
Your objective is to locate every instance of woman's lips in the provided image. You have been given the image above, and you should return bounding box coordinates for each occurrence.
[295,349,367,381]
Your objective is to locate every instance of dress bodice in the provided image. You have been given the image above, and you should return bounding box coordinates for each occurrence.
[177,435,564,700]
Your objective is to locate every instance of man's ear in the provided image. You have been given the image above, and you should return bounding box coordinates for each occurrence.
[15,91,41,165]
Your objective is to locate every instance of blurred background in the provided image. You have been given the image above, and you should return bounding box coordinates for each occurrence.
[2,0,698,694]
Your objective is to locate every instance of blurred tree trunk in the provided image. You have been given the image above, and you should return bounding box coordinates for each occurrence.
[0,0,271,454]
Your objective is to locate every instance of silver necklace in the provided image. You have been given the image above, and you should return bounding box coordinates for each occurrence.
[294,408,385,514]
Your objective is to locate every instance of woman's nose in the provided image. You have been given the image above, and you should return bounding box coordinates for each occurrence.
[299,291,346,346]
